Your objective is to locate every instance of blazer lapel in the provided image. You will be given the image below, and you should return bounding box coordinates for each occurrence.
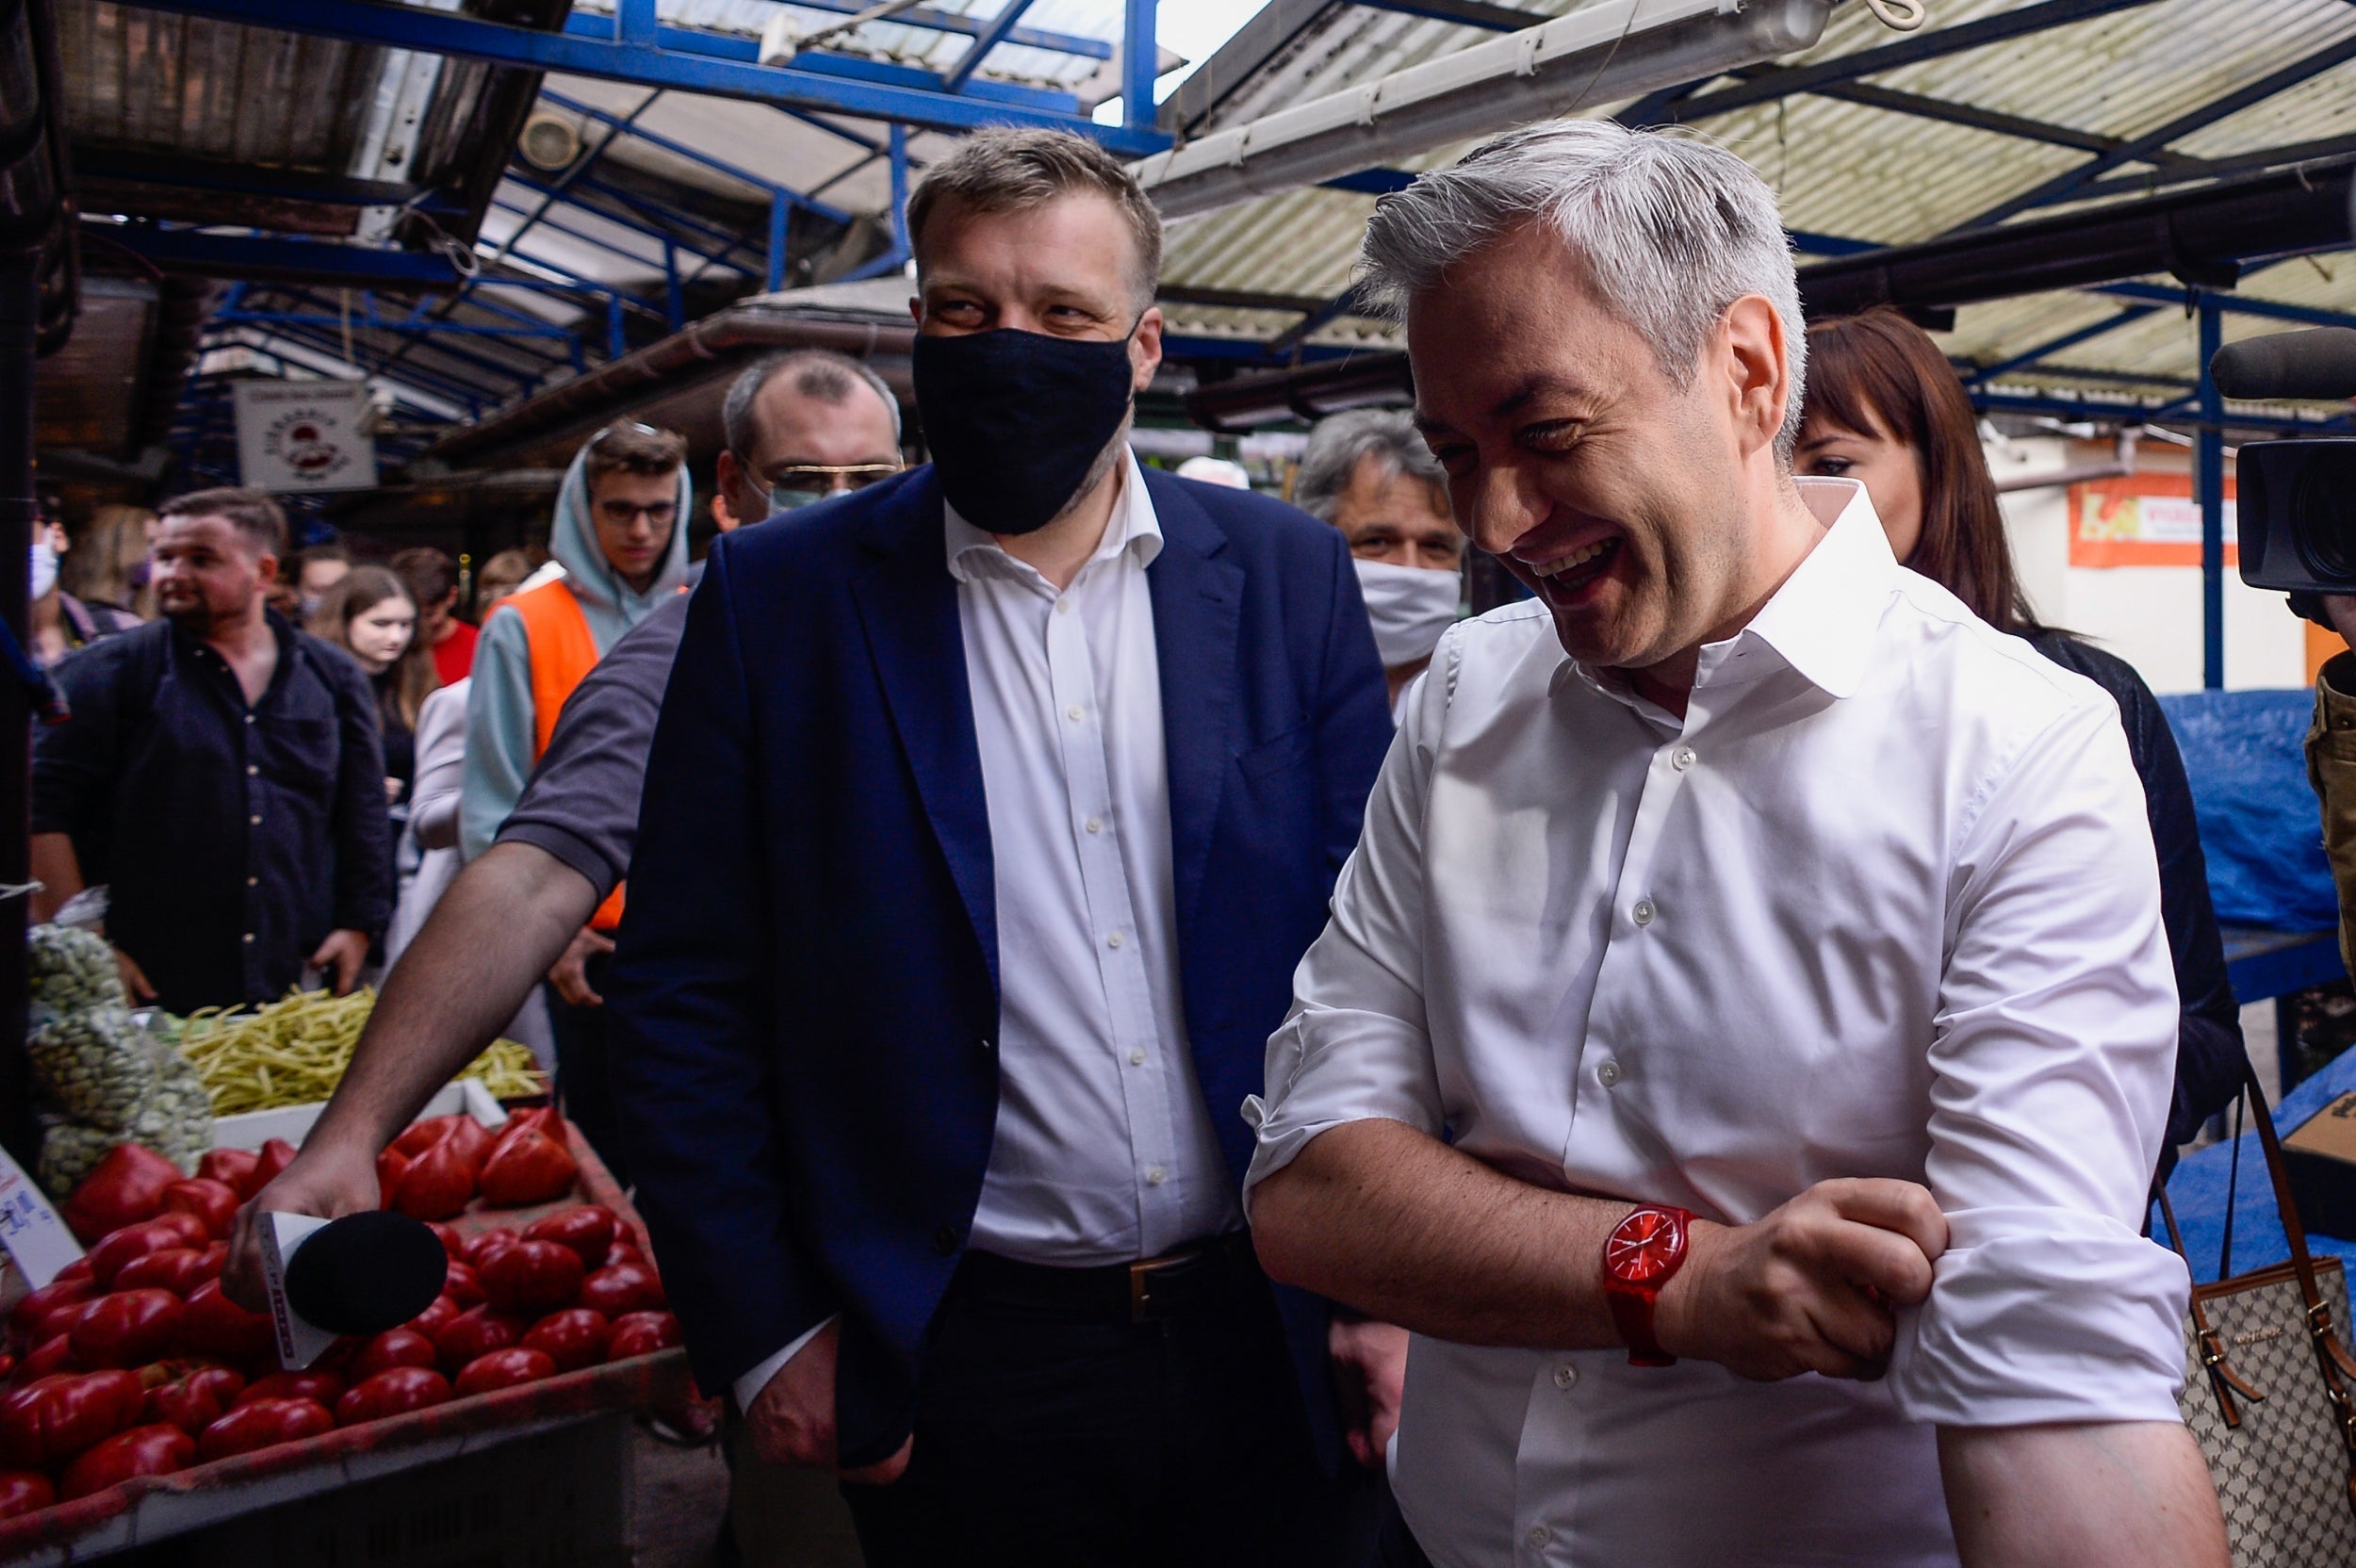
[1143,469,1243,929]
[847,470,999,989]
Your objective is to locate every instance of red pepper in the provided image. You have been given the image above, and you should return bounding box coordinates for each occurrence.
[521,1309,610,1374]
[0,1355,11,1385]
[0,1369,144,1467]
[425,1221,465,1260]
[16,1336,74,1383]
[59,1422,194,1498]
[141,1365,245,1435]
[84,1218,188,1288]
[196,1147,261,1200]
[522,1205,617,1269]
[112,1247,209,1297]
[351,1328,437,1381]
[195,1396,334,1462]
[249,1139,299,1196]
[407,1294,460,1341]
[160,1179,241,1241]
[29,1297,97,1346]
[605,1311,682,1361]
[389,1117,449,1159]
[442,1259,484,1308]
[431,1305,525,1375]
[458,1229,518,1271]
[0,1470,54,1519]
[237,1369,343,1409]
[60,1144,182,1244]
[8,1278,93,1340]
[601,1243,648,1271]
[478,1241,583,1317]
[175,1281,276,1363]
[390,1138,479,1223]
[452,1348,556,1398]
[475,1114,577,1208]
[374,1147,412,1207]
[334,1366,450,1426]
[577,1263,666,1318]
[190,1242,228,1287]
[70,1291,185,1370]
[149,1211,211,1250]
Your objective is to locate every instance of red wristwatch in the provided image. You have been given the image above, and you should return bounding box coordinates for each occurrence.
[1601,1203,1692,1367]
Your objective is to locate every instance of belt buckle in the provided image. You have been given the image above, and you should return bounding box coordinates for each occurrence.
[1128,1246,1204,1323]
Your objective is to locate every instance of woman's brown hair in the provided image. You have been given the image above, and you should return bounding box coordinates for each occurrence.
[311,564,437,730]
[1802,308,2037,634]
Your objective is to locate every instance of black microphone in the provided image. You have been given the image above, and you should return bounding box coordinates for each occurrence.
[281,1211,449,1337]
[2210,327,2356,401]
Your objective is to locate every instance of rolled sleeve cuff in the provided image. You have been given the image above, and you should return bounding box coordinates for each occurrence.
[1239,1008,1443,1215]
[730,1314,836,1413]
[1888,1205,2190,1428]
[495,821,622,904]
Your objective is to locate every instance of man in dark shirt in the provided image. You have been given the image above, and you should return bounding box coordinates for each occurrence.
[31,488,390,1013]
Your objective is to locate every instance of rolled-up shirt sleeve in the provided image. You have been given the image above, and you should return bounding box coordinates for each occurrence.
[1242,634,1452,1204]
[1889,697,2191,1428]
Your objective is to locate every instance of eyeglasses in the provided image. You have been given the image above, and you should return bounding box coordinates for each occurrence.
[765,462,903,516]
[596,499,678,528]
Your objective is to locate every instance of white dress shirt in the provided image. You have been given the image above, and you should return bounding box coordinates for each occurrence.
[735,452,1238,1412]
[1243,480,2190,1567]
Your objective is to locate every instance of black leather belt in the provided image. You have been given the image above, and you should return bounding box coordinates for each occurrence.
[956,1233,1261,1324]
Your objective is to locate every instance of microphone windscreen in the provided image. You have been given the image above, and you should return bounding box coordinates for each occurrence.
[2211,327,2356,401]
[283,1210,449,1336]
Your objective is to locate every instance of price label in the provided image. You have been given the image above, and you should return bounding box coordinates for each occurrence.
[0,1144,84,1288]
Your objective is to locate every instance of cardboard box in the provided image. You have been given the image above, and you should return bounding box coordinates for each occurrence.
[2284,1090,2356,1240]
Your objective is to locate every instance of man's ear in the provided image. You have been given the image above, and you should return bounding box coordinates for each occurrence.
[1130,306,1164,395]
[712,449,745,532]
[1720,295,1791,461]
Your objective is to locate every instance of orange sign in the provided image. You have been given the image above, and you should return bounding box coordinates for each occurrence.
[2069,473,2237,568]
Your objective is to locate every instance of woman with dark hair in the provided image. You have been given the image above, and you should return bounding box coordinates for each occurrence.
[1797,307,2244,1159]
[310,564,436,807]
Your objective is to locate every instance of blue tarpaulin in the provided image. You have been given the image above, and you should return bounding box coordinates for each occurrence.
[2159,688,2338,932]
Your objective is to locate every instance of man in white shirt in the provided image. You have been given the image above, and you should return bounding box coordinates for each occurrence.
[1243,121,2228,1568]
[603,129,1398,1565]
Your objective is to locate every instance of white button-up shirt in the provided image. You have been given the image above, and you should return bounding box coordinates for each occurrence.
[733,453,1239,1412]
[1243,480,2190,1567]
[951,451,1237,1264]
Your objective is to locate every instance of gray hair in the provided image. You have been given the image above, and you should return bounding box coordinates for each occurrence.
[1359,121,1807,462]
[723,348,903,456]
[1295,409,1446,523]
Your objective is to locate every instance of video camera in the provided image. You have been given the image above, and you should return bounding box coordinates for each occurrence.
[2224,326,2356,593]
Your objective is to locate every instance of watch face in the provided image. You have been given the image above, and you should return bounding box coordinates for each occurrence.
[1605,1207,1686,1285]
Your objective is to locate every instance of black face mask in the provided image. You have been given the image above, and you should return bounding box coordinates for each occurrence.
[912,326,1137,536]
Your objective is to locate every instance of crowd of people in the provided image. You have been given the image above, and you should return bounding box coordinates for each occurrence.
[22,117,2255,1567]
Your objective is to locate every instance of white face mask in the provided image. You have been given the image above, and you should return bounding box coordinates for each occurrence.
[1353,556,1462,669]
[29,540,57,601]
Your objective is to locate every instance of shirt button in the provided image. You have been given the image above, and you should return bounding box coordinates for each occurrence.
[1631,898,1655,926]
[246,876,257,888]
[244,714,254,725]
[1597,1060,1622,1088]
[1106,932,1124,949]
[1066,705,1084,721]
[1671,745,1695,771]
[1055,598,1072,614]
[1085,817,1102,834]
[1130,1049,1147,1066]
[242,933,254,944]
[1553,1363,1579,1390]
[1146,1167,1167,1186]
[978,1037,994,1054]
[247,764,258,776]
[249,814,262,826]
[1527,1525,1551,1548]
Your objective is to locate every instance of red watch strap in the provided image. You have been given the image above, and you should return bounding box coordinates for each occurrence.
[1608,1282,1673,1367]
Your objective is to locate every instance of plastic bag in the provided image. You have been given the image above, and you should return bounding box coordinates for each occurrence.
[2159,688,2341,931]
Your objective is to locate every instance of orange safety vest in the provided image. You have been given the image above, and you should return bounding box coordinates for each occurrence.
[508,579,629,931]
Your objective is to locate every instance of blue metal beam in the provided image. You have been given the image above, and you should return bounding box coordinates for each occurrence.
[120,0,1170,155]
[537,90,854,225]
[944,0,1039,93]
[1958,37,2356,231]
[1965,386,2356,434]
[1319,169,1417,196]
[2095,281,2356,334]
[727,0,1110,60]
[1964,305,2160,384]
[496,178,761,277]
[842,125,913,283]
[1123,0,1158,130]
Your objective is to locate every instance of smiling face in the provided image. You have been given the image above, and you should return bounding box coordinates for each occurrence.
[346,593,416,673]
[154,515,274,630]
[1406,224,1798,678]
[1331,456,1463,572]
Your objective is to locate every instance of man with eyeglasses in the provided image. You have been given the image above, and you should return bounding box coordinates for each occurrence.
[457,417,694,1178]
[713,348,906,529]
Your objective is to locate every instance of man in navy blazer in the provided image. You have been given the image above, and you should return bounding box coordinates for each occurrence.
[605,129,1396,1565]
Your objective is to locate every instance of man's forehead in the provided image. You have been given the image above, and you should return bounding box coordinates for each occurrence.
[917,193,1139,298]
[748,386,898,462]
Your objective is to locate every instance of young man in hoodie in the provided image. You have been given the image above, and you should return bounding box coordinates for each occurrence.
[460,418,693,1178]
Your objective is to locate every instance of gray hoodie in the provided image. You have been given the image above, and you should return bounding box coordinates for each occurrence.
[458,443,694,861]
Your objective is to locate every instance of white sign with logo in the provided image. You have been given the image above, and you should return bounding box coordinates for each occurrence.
[234,380,378,493]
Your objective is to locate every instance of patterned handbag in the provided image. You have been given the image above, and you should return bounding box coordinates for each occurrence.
[2158,1062,2356,1565]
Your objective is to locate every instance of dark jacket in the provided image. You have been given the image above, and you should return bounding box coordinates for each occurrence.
[2028,629,2243,1146]
[604,466,1393,1469]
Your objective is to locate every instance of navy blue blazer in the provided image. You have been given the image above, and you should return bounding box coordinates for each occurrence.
[605,464,1394,1468]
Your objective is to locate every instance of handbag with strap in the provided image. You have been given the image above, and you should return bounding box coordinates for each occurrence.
[2158,1060,2356,1564]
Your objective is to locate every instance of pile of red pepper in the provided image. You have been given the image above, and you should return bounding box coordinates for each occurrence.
[0,1130,678,1522]
[376,1109,580,1219]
